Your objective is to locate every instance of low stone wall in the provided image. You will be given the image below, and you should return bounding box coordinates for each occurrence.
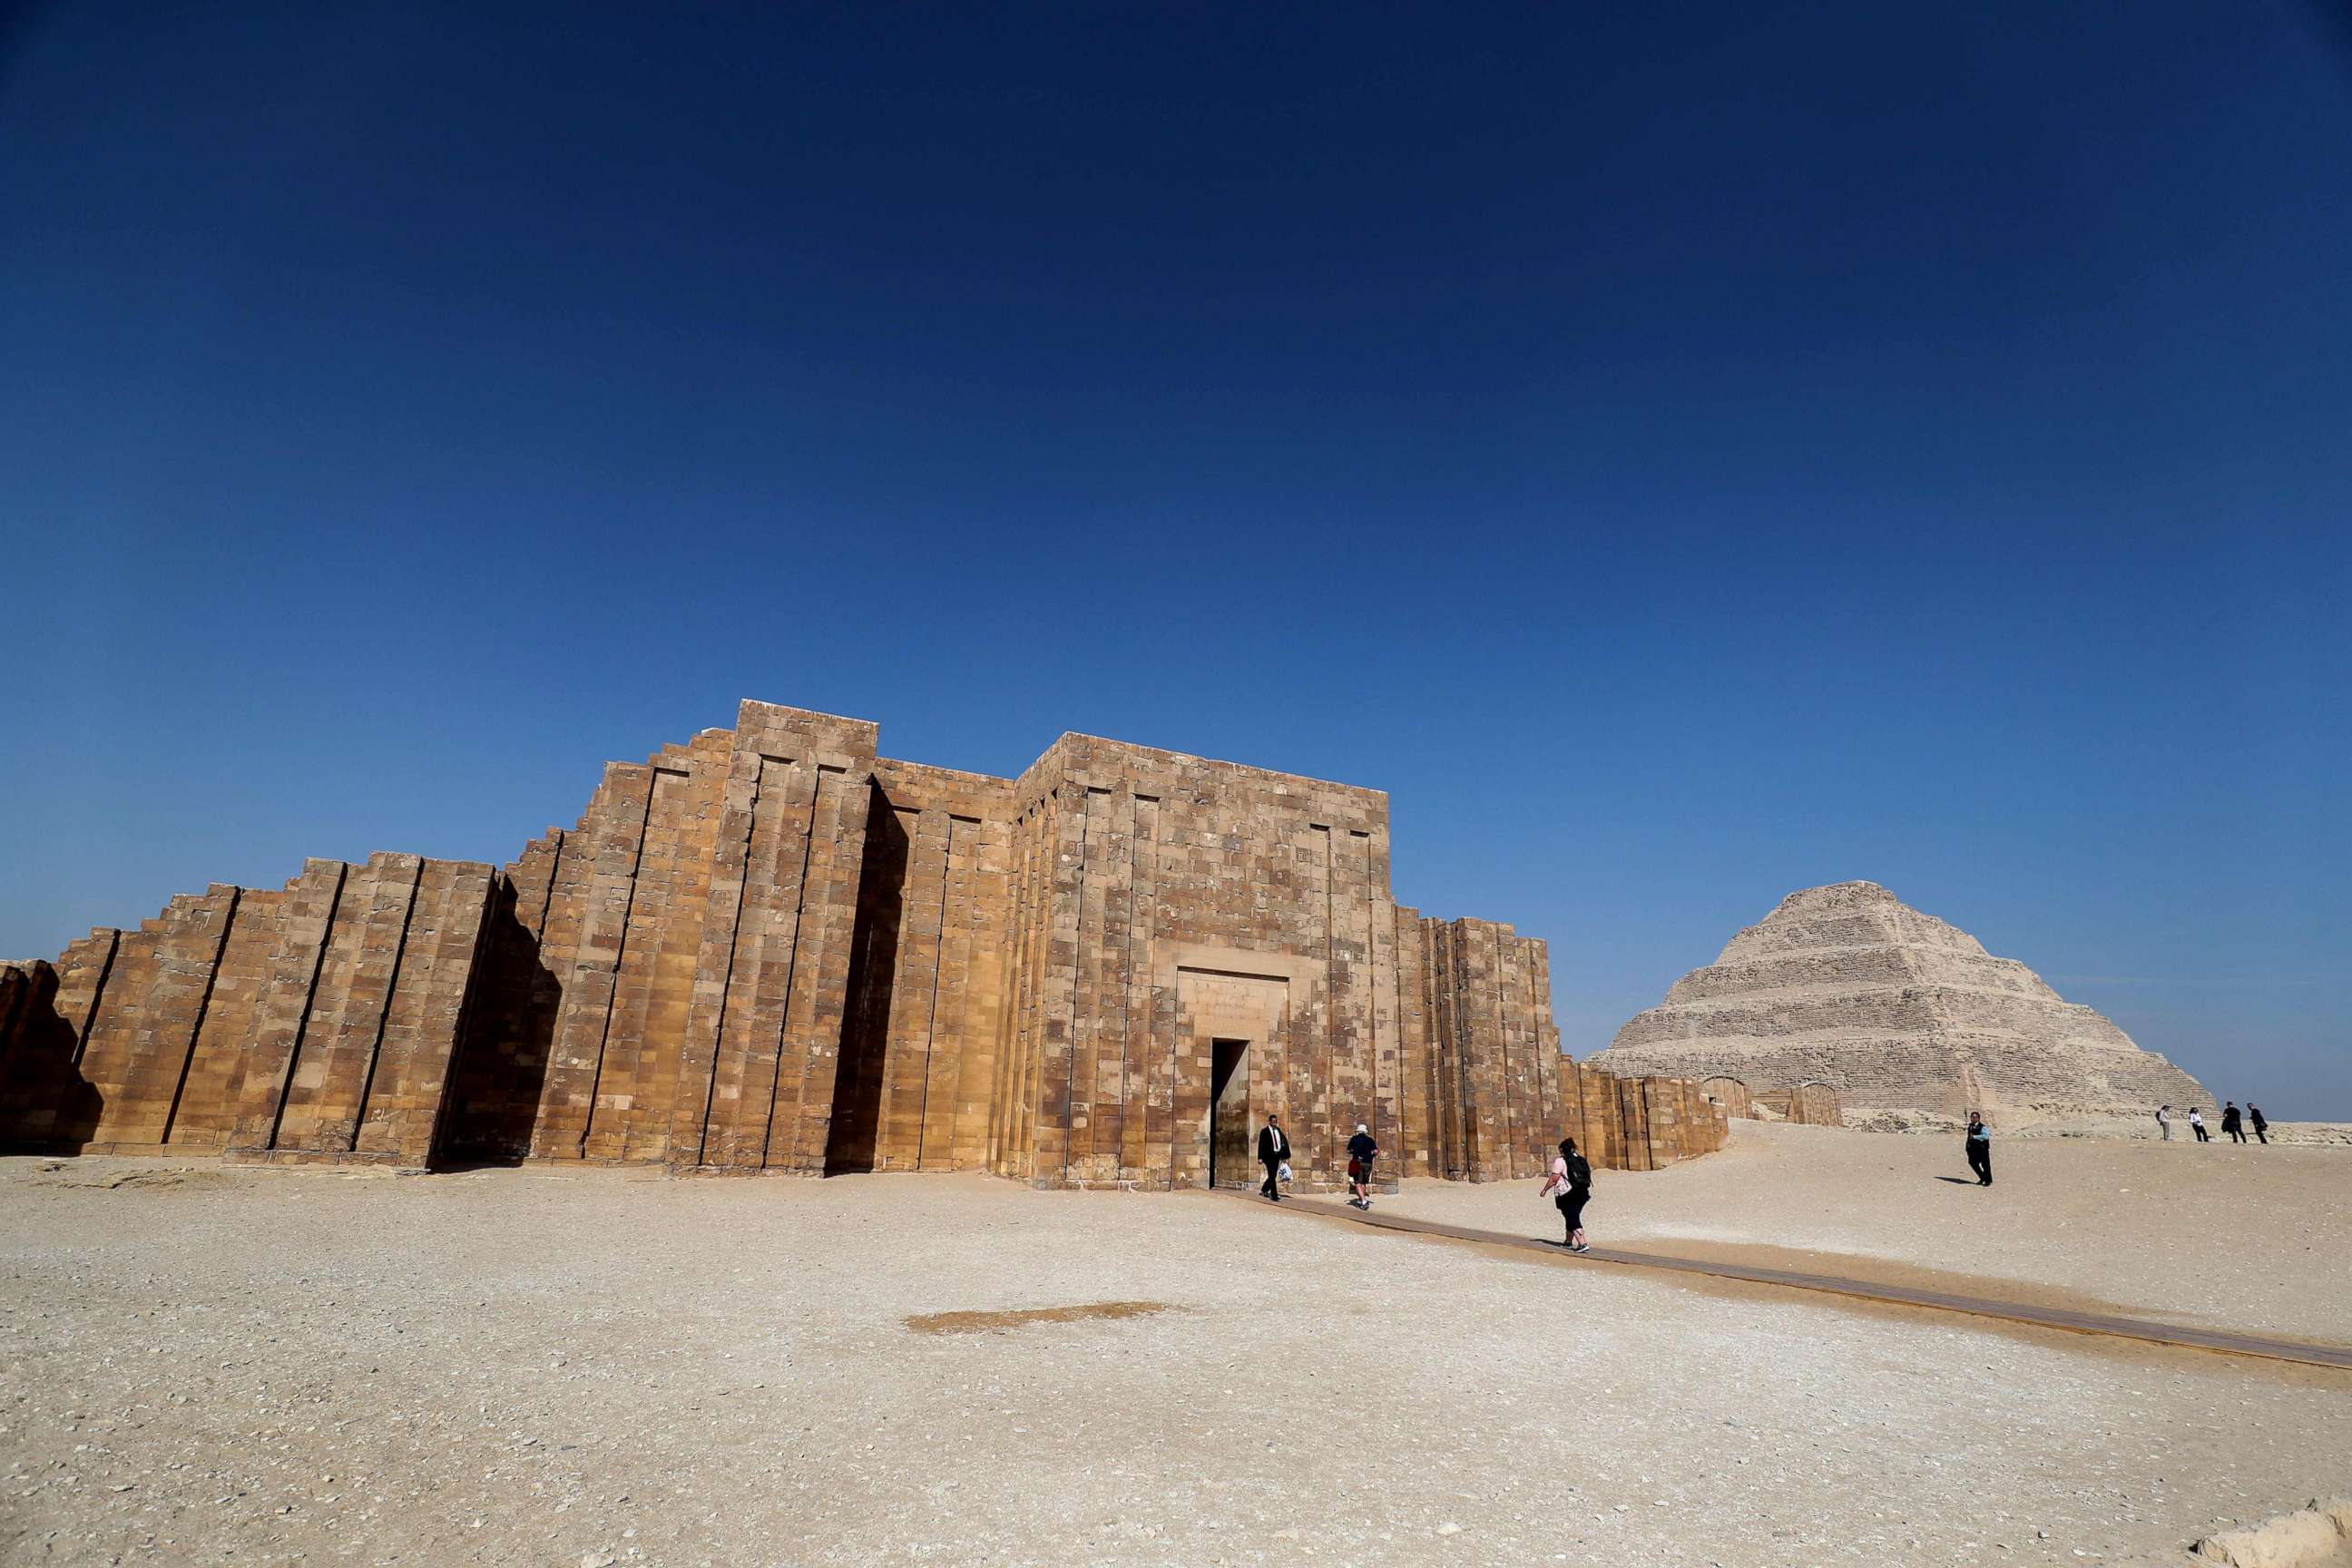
[1552,1065,1730,1171]
[1698,1074,1842,1128]
[1700,1076,1753,1120]
[0,857,495,1168]
[1753,1083,1845,1127]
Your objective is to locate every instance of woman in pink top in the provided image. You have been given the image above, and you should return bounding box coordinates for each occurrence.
[1542,1137,1592,1253]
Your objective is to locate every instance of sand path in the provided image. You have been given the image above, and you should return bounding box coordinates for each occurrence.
[1245,1191,2351,1368]
[1370,1121,2352,1343]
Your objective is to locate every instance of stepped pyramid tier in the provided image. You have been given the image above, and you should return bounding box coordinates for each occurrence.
[1592,881,2214,1129]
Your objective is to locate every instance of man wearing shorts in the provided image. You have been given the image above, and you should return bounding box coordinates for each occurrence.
[1345,1122,1378,1210]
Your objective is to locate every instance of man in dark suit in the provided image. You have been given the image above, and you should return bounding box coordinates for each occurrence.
[1258,1114,1290,1201]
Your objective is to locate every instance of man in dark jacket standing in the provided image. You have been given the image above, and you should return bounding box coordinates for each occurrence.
[2222,1102,2245,1143]
[2249,1104,2269,1144]
[1258,1114,1290,1202]
[1965,1113,1993,1186]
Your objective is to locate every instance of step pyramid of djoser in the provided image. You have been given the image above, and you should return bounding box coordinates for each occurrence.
[1611,985,2145,1054]
[1713,884,1988,961]
[1929,1028,2213,1115]
[1658,945,2061,1005]
[1606,1031,1970,1110]
[1595,881,2216,1122]
[1610,1027,2208,1119]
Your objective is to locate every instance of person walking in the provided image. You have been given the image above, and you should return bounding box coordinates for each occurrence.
[1257,1114,1291,1202]
[2222,1102,2246,1143]
[2155,1104,2172,1141]
[1345,1122,1379,1210]
[2189,1107,2209,1142]
[2249,1104,2269,1145]
[1965,1112,1993,1186]
[1542,1137,1593,1252]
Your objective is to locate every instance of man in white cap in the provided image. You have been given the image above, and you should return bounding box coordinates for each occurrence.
[1345,1122,1379,1210]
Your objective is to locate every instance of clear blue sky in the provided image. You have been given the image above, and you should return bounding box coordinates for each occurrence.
[4,3,2346,1115]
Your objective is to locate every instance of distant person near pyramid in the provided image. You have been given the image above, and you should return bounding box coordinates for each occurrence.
[1592,881,2214,1133]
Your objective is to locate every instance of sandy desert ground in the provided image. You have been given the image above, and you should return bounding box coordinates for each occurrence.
[1,1124,2346,1568]
[1377,1121,2352,1343]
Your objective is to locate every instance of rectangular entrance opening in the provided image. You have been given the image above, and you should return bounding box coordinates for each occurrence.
[1208,1039,1250,1189]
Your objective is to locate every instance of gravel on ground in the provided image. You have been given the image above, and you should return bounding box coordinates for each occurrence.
[1,1142,2345,1567]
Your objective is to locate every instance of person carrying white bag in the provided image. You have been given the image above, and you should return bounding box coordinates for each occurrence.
[1258,1114,1292,1203]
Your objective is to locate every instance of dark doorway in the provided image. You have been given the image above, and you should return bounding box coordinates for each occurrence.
[1208,1038,1250,1188]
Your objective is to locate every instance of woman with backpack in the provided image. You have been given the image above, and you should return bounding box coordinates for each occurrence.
[1542,1137,1592,1253]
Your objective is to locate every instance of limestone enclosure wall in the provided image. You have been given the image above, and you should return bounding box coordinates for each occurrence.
[0,856,493,1166]
[3,701,1726,1182]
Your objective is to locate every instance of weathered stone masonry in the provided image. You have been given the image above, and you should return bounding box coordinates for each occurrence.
[1597,880,2210,1130]
[1,701,1726,1184]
